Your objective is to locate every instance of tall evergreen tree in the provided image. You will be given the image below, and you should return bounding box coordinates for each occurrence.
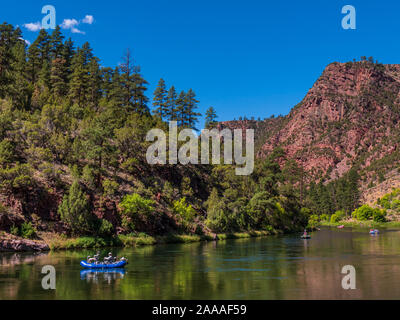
[152,78,168,119]
[0,23,17,98]
[50,26,64,60]
[62,37,74,75]
[87,56,102,109]
[119,49,149,115]
[205,106,218,129]
[166,85,177,121]
[184,89,201,130]
[36,29,51,64]
[68,43,93,107]
[175,90,186,127]
[9,32,30,108]
[27,30,51,84]
[50,57,68,100]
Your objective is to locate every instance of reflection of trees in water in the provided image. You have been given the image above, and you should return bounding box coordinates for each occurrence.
[3,229,400,299]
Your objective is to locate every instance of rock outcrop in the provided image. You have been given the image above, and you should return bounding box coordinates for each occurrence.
[221,60,400,197]
[0,239,49,252]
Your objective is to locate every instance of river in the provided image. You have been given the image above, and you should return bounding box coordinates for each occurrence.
[1,227,400,300]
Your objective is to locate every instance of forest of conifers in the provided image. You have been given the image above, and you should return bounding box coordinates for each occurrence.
[0,23,368,242]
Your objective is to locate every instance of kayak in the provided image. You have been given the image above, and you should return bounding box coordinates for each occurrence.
[337,225,345,229]
[80,260,127,269]
[301,235,311,239]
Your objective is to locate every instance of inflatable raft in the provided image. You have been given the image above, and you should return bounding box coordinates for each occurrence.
[369,229,379,235]
[80,260,127,269]
[301,235,311,239]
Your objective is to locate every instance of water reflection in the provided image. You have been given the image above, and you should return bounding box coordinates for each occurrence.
[2,227,400,299]
[0,252,48,267]
[80,269,126,284]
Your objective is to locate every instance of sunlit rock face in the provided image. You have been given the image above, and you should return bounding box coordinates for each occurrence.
[221,61,400,197]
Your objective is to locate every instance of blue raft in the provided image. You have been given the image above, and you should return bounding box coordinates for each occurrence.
[80,260,127,269]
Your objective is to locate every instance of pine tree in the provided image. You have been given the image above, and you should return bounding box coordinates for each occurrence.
[184,89,201,130]
[205,106,218,129]
[27,30,51,84]
[27,42,40,83]
[0,23,16,98]
[36,29,51,64]
[49,26,64,60]
[9,34,30,108]
[68,43,92,107]
[100,67,114,100]
[50,57,68,100]
[108,66,122,103]
[58,181,93,235]
[87,56,102,109]
[166,86,177,121]
[82,110,116,187]
[152,78,168,119]
[119,49,149,115]
[175,90,186,127]
[36,59,51,100]
[62,37,74,75]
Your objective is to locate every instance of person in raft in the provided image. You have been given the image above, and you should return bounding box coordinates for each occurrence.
[303,229,307,236]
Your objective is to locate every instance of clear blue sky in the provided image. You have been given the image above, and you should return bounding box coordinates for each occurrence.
[5,0,400,128]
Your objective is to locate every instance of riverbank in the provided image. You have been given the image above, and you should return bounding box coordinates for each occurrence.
[320,220,400,229]
[0,230,278,252]
[48,230,277,250]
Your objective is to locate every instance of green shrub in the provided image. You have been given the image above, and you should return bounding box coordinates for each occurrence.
[173,197,196,223]
[98,219,114,236]
[307,214,320,229]
[10,225,19,236]
[102,179,119,197]
[58,181,94,235]
[334,210,345,220]
[20,222,36,239]
[330,213,341,223]
[352,205,374,221]
[329,210,346,223]
[0,139,14,165]
[119,193,155,231]
[205,188,247,233]
[0,163,33,193]
[162,181,176,203]
[391,199,400,211]
[320,214,329,221]
[82,165,96,188]
[373,209,387,222]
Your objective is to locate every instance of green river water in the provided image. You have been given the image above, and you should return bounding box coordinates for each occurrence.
[1,227,400,300]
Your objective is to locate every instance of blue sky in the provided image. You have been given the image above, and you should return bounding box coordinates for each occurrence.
[5,0,400,128]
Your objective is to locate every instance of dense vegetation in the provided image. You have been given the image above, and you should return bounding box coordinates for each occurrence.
[0,23,310,243]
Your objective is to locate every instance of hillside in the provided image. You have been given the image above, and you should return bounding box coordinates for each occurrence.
[0,23,308,246]
[222,59,400,200]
